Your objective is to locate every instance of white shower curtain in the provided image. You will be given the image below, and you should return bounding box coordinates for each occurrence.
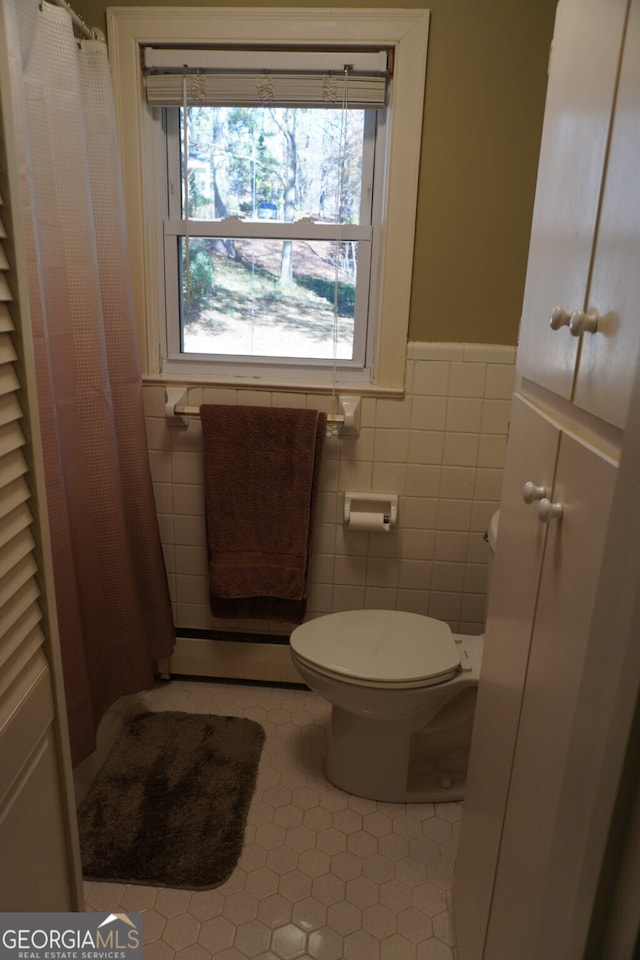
[1,0,175,764]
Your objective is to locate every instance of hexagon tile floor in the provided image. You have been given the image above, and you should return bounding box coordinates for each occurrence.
[83,679,461,959]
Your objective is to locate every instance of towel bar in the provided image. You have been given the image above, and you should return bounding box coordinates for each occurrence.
[164,387,360,435]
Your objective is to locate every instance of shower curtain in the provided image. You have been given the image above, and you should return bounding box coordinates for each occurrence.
[1,0,175,764]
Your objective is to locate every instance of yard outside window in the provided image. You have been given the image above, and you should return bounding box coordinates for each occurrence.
[166,103,375,365]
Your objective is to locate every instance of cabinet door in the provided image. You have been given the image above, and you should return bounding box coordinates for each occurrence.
[572,0,640,429]
[516,0,628,398]
[483,432,617,960]
[454,396,560,960]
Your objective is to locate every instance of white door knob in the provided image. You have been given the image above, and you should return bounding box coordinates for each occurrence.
[569,309,599,336]
[523,481,547,504]
[537,498,563,523]
[549,306,571,330]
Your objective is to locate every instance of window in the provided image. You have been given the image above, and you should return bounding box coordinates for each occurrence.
[108,8,429,390]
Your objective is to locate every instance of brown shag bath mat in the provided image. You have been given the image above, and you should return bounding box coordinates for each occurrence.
[77,711,265,889]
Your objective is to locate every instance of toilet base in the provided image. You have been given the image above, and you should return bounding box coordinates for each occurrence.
[325,698,474,803]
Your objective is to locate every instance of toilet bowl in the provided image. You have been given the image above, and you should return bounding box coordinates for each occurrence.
[289,511,499,803]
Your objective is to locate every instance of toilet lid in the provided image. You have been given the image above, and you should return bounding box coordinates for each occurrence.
[290,610,460,684]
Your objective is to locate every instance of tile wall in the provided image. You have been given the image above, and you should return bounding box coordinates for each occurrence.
[143,343,516,640]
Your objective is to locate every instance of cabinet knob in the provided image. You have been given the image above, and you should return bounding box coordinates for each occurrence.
[537,498,563,523]
[549,306,571,330]
[523,481,547,504]
[569,309,599,336]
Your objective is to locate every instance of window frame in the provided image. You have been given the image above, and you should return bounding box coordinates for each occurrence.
[107,6,430,393]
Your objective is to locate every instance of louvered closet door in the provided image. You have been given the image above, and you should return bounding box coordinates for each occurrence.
[0,126,82,907]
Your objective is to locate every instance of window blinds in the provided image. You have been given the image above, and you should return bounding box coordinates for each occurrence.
[143,48,389,110]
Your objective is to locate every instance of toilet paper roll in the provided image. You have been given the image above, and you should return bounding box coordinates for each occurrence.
[346,511,390,532]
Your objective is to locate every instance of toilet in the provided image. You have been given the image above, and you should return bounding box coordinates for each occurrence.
[289,511,499,803]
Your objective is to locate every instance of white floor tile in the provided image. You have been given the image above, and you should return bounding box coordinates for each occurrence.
[84,680,459,959]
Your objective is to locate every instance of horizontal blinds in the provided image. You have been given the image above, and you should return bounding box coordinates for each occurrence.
[143,48,389,110]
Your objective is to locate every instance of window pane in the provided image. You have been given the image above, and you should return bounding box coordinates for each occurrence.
[181,106,365,225]
[180,237,357,359]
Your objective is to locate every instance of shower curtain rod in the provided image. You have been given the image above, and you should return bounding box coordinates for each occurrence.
[46,0,102,40]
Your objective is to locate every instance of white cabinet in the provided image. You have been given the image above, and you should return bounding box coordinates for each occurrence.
[454,396,617,959]
[571,0,640,428]
[482,428,617,960]
[516,0,637,428]
[454,0,640,956]
[453,396,560,952]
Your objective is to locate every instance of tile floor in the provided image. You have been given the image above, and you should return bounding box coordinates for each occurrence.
[84,679,460,959]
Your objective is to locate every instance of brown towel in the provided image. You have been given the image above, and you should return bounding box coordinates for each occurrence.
[200,405,327,623]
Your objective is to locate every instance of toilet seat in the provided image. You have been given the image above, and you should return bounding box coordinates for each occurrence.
[290,610,460,686]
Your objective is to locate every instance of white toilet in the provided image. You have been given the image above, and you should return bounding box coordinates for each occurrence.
[289,511,499,803]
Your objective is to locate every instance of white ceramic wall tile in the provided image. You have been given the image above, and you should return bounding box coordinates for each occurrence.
[143,341,512,639]
[405,464,441,498]
[339,428,375,462]
[272,392,308,408]
[333,584,366,611]
[431,561,466,593]
[436,499,473,532]
[446,397,483,433]
[375,396,413,429]
[434,532,470,563]
[148,449,172,483]
[448,361,487,398]
[145,417,168,451]
[439,466,476,500]
[471,500,499,533]
[237,389,272,407]
[373,428,410,463]
[462,343,516,363]
[333,554,368,587]
[411,395,447,431]
[338,460,374,494]
[368,529,402,559]
[371,461,407,495]
[143,385,167,417]
[408,431,445,465]
[202,387,238,405]
[481,398,512,434]
[171,420,202,452]
[398,527,434,562]
[409,342,464,361]
[172,483,205,517]
[175,544,208,577]
[477,434,508,468]
[364,586,399,608]
[410,361,450,397]
[467,531,491,564]
[402,497,438,530]
[428,591,462,623]
[464,562,489,594]
[172,451,204,484]
[152,482,172,515]
[484,362,516,399]
[398,559,432,590]
[365,557,400,588]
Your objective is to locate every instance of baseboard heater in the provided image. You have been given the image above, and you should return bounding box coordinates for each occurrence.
[162,628,304,685]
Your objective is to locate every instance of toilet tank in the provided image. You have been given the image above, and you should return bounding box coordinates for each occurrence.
[486,510,499,593]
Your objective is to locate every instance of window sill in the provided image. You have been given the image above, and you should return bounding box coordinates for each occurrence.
[143,372,404,400]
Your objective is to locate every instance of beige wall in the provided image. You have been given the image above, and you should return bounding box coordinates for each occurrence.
[80,0,557,346]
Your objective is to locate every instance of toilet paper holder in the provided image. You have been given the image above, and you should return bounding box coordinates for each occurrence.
[343,492,398,532]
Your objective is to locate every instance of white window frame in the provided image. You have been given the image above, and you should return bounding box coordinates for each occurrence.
[107,7,430,393]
